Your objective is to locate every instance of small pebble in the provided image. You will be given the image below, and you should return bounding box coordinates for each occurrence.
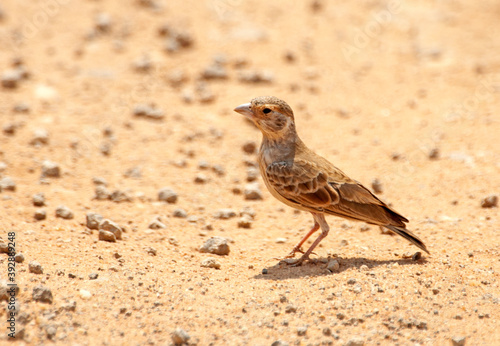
[297,326,308,336]
[88,273,98,280]
[98,230,116,242]
[95,13,112,33]
[0,243,8,253]
[173,208,187,218]
[79,289,92,299]
[133,104,165,120]
[29,261,43,274]
[345,337,365,346]
[244,183,263,200]
[238,70,274,83]
[46,325,57,340]
[14,253,24,263]
[55,205,74,220]
[481,195,498,208]
[371,178,383,193]
[428,148,440,160]
[1,69,23,89]
[412,252,422,261]
[41,160,61,178]
[30,128,49,146]
[93,176,107,186]
[145,247,157,256]
[242,141,257,154]
[32,193,45,206]
[271,341,289,346]
[213,209,237,219]
[327,259,340,272]
[451,336,466,346]
[200,257,221,269]
[99,219,123,240]
[0,177,16,191]
[237,215,253,229]
[34,209,47,220]
[32,286,53,304]
[86,212,103,230]
[149,218,167,229]
[171,328,190,346]
[199,237,230,256]
[13,102,30,113]
[94,185,111,200]
[194,173,209,184]
[246,167,259,182]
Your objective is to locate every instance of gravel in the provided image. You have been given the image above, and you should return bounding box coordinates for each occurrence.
[297,325,308,336]
[30,128,49,146]
[158,187,178,204]
[0,280,19,301]
[148,218,167,229]
[86,212,104,230]
[371,178,383,193]
[29,261,43,274]
[171,328,190,345]
[14,253,24,263]
[32,193,45,206]
[481,195,498,208]
[199,237,230,255]
[32,285,53,304]
[41,160,61,178]
[246,167,259,182]
[200,257,221,269]
[345,337,365,346]
[98,219,123,240]
[244,183,263,200]
[94,185,111,200]
[213,208,237,219]
[0,177,16,191]
[34,209,47,220]
[237,215,253,228]
[1,69,23,88]
[133,104,165,120]
[55,205,74,219]
[327,259,340,272]
[242,141,257,154]
[99,230,116,242]
[451,336,466,346]
[173,208,188,218]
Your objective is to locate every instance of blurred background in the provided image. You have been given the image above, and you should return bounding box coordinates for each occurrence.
[0,1,499,344]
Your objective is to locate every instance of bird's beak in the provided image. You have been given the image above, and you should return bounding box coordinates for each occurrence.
[233,103,253,119]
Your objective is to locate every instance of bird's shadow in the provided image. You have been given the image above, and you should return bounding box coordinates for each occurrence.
[253,256,428,280]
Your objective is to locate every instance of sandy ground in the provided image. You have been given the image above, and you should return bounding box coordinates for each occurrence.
[0,0,499,345]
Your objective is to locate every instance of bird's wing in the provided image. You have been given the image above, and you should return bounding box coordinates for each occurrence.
[266,159,340,208]
[267,159,408,227]
[325,182,408,226]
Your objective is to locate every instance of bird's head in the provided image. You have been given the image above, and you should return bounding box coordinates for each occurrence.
[234,96,296,140]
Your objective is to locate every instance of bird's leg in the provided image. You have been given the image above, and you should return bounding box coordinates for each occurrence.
[287,213,330,266]
[284,219,320,259]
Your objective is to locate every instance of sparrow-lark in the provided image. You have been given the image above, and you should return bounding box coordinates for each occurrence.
[234,96,429,266]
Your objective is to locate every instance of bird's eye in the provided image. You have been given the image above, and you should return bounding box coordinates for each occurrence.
[263,108,271,114]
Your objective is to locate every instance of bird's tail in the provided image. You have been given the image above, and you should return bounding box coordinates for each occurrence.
[384,225,430,254]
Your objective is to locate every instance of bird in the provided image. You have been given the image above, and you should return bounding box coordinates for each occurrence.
[234,96,429,266]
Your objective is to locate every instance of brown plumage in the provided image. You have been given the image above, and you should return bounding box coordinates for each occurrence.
[234,96,429,265]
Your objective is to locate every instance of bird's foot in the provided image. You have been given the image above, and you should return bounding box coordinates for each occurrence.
[279,253,317,267]
[284,247,305,259]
